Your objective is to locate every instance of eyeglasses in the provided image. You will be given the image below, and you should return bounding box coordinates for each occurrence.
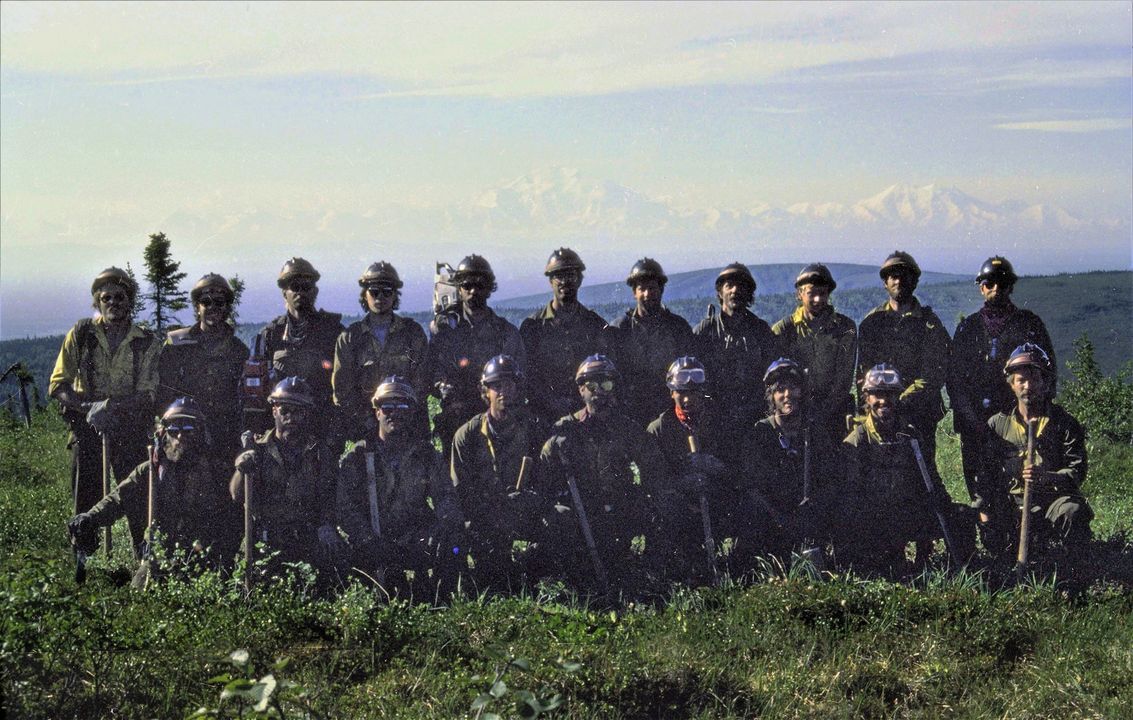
[550,271,580,283]
[583,379,615,393]
[670,368,706,386]
[198,296,229,308]
[378,402,411,414]
[287,281,316,293]
[166,424,196,437]
[365,285,396,298]
[99,292,128,304]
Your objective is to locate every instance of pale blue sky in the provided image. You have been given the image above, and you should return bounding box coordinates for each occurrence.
[2,1,1130,337]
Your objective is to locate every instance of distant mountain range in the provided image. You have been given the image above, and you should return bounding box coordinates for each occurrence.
[1,168,1128,339]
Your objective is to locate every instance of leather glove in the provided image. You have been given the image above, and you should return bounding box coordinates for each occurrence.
[67,513,99,554]
[234,449,258,474]
[86,400,114,435]
[686,452,725,477]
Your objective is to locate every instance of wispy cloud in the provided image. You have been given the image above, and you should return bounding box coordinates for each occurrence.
[993,118,1132,133]
[2,2,1129,98]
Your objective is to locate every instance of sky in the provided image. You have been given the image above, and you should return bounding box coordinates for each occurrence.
[2,1,1131,338]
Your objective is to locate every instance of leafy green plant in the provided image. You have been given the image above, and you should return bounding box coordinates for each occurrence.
[470,655,580,719]
[188,649,318,719]
[1061,335,1133,445]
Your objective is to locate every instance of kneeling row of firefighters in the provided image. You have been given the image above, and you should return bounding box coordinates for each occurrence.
[67,343,1091,594]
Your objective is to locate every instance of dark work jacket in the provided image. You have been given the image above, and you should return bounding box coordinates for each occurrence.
[692,306,779,414]
[857,299,950,428]
[332,314,429,434]
[841,417,944,512]
[771,307,857,435]
[744,415,838,520]
[429,307,526,439]
[252,310,344,436]
[229,430,337,559]
[540,407,668,552]
[159,325,249,457]
[450,410,547,541]
[89,453,237,556]
[609,307,696,425]
[948,304,1054,435]
[983,404,1087,509]
[519,301,610,425]
[337,436,452,553]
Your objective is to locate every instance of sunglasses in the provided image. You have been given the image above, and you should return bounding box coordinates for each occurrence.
[274,404,306,416]
[198,296,229,308]
[378,402,412,414]
[978,279,999,289]
[459,281,488,291]
[550,271,580,283]
[583,379,615,393]
[287,281,316,293]
[365,285,396,298]
[99,292,128,304]
[166,424,196,437]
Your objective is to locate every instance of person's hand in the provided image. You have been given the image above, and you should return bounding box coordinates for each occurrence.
[686,452,725,477]
[66,513,98,554]
[86,400,114,434]
[234,450,258,474]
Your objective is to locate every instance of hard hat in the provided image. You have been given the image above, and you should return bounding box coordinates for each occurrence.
[277,257,321,288]
[625,257,668,287]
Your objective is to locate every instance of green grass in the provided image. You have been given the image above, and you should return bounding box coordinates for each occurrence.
[2,410,1131,719]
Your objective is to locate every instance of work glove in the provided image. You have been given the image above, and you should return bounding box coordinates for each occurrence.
[67,513,99,555]
[686,452,726,478]
[86,399,114,435]
[234,449,258,475]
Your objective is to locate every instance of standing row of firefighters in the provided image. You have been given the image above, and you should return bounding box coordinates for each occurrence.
[53,249,1092,592]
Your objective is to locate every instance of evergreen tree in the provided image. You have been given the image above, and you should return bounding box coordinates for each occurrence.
[229,274,246,324]
[142,232,188,333]
[124,262,147,322]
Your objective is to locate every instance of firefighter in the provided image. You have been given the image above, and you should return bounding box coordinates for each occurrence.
[519,248,610,425]
[645,357,739,584]
[429,254,526,455]
[230,377,343,586]
[333,262,430,441]
[949,256,1056,509]
[158,274,249,460]
[742,358,836,571]
[539,354,670,593]
[609,258,696,425]
[50,266,160,554]
[450,355,547,591]
[839,365,973,576]
[771,263,857,445]
[980,344,1092,561]
[67,398,238,585]
[337,376,459,595]
[244,258,343,442]
[692,262,779,426]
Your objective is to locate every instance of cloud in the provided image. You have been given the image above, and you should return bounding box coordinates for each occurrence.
[993,118,1133,133]
[2,2,1129,97]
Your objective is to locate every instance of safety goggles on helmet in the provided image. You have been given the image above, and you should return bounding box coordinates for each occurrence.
[378,401,412,414]
[670,368,706,387]
[583,379,615,393]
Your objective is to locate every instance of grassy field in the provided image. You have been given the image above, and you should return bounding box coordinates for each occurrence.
[2,400,1131,718]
